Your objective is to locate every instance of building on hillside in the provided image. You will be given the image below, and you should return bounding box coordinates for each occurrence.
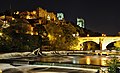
[77,18,85,28]
[36,7,57,21]
[57,13,64,20]
[19,7,57,21]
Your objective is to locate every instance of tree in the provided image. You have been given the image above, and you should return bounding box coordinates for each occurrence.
[0,30,12,52]
[107,55,119,73]
[35,24,48,54]
[45,22,63,50]
[1,18,41,52]
[45,21,79,51]
[60,22,79,50]
[106,47,120,73]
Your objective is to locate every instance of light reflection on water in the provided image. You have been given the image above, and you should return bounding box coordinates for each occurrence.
[35,55,112,66]
[72,56,109,66]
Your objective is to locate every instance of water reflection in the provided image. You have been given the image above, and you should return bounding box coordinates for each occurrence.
[86,56,90,65]
[35,55,115,66]
[72,56,109,66]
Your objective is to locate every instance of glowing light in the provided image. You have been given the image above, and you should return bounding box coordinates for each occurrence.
[102,34,106,36]
[101,57,107,66]
[32,11,36,14]
[0,15,5,19]
[87,34,89,37]
[86,56,91,65]
[16,11,19,14]
[26,15,31,19]
[59,35,61,37]
[12,18,15,20]
[31,32,34,35]
[73,57,79,64]
[76,32,79,36]
[0,32,3,36]
[72,34,75,37]
[48,34,55,41]
[47,15,50,20]
[30,26,34,31]
[0,69,2,73]
[2,21,10,28]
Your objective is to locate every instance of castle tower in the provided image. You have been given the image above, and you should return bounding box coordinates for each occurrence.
[57,13,64,20]
[77,18,85,28]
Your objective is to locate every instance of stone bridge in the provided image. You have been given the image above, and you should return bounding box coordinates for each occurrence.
[77,36,120,50]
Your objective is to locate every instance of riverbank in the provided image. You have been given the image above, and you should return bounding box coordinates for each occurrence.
[0,52,99,73]
[1,51,120,73]
[0,63,98,73]
[0,52,32,59]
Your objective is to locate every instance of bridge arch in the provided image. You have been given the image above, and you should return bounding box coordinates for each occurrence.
[106,40,120,50]
[82,41,100,51]
[106,42,115,49]
[78,37,100,50]
[78,37,99,45]
[102,37,120,50]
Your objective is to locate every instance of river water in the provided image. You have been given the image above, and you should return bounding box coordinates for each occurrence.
[31,55,119,66]
[1,52,120,66]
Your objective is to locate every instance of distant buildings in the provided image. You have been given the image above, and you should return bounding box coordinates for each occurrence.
[0,7,102,37]
[0,7,68,36]
[19,7,57,21]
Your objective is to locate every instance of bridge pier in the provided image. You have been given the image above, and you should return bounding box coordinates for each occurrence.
[99,38,102,50]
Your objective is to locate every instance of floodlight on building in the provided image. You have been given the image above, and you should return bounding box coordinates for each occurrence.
[0,32,3,36]
[47,15,51,20]
[16,11,19,14]
[32,11,36,14]
[26,15,31,19]
[2,21,10,28]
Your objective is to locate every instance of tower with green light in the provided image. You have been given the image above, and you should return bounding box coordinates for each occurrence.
[77,18,85,28]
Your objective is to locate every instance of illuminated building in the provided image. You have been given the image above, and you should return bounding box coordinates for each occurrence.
[36,7,57,20]
[77,18,85,28]
[57,13,64,20]
[19,7,57,21]
[2,20,10,28]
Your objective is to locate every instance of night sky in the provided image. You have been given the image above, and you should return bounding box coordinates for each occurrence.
[0,0,120,35]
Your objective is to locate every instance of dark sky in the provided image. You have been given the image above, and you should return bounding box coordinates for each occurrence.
[0,0,120,35]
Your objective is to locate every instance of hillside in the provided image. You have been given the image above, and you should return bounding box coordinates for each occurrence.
[0,7,102,52]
